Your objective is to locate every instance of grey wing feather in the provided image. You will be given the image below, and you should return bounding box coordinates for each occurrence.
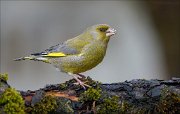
[31,43,78,56]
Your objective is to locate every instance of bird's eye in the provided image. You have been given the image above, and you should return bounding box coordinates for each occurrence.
[99,28,107,32]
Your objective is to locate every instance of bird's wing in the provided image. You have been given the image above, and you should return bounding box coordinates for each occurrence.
[31,43,78,57]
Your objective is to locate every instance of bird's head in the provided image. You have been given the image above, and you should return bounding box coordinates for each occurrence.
[86,24,116,42]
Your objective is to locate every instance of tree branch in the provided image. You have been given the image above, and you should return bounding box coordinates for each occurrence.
[0,74,180,114]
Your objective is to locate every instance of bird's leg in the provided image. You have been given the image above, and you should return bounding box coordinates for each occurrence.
[72,75,85,88]
[77,73,86,79]
[68,73,91,89]
[72,75,91,89]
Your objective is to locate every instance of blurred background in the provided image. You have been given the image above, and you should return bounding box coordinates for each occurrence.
[1,1,179,90]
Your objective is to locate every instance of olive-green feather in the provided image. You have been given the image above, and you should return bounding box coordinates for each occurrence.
[49,24,111,74]
[14,24,113,75]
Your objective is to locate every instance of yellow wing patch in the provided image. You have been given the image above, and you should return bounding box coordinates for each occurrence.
[42,52,66,57]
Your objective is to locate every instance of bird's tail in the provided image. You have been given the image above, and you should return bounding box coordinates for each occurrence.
[14,56,49,63]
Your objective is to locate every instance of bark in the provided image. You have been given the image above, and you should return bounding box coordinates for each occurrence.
[0,74,180,114]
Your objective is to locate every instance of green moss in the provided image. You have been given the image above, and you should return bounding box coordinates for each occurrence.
[32,96,58,114]
[56,98,74,113]
[0,88,25,114]
[119,101,132,114]
[59,83,67,90]
[97,96,120,114]
[131,107,149,114]
[155,87,180,114]
[80,87,102,102]
[85,76,101,86]
[0,73,8,82]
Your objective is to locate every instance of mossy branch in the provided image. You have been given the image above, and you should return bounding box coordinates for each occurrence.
[0,73,180,114]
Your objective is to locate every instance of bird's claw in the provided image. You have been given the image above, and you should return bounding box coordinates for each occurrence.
[70,73,91,89]
[73,81,91,89]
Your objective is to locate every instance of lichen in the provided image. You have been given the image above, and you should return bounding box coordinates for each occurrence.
[97,96,120,114]
[0,88,25,114]
[32,96,58,114]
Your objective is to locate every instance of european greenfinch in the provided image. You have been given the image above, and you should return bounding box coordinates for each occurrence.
[15,24,116,88]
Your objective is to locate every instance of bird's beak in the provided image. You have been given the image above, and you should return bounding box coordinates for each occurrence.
[106,28,116,37]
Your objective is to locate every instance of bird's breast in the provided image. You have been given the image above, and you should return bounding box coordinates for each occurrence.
[54,42,107,74]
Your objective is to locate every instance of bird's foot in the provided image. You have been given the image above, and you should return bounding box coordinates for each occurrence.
[73,81,91,89]
[72,75,91,89]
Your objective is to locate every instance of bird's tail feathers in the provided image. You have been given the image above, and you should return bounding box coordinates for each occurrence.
[14,56,49,63]
[14,56,32,61]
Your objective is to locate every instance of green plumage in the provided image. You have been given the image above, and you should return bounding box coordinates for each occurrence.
[49,24,110,74]
[51,41,107,74]
[15,24,115,75]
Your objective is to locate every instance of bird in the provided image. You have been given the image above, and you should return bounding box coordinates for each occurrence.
[14,24,116,89]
